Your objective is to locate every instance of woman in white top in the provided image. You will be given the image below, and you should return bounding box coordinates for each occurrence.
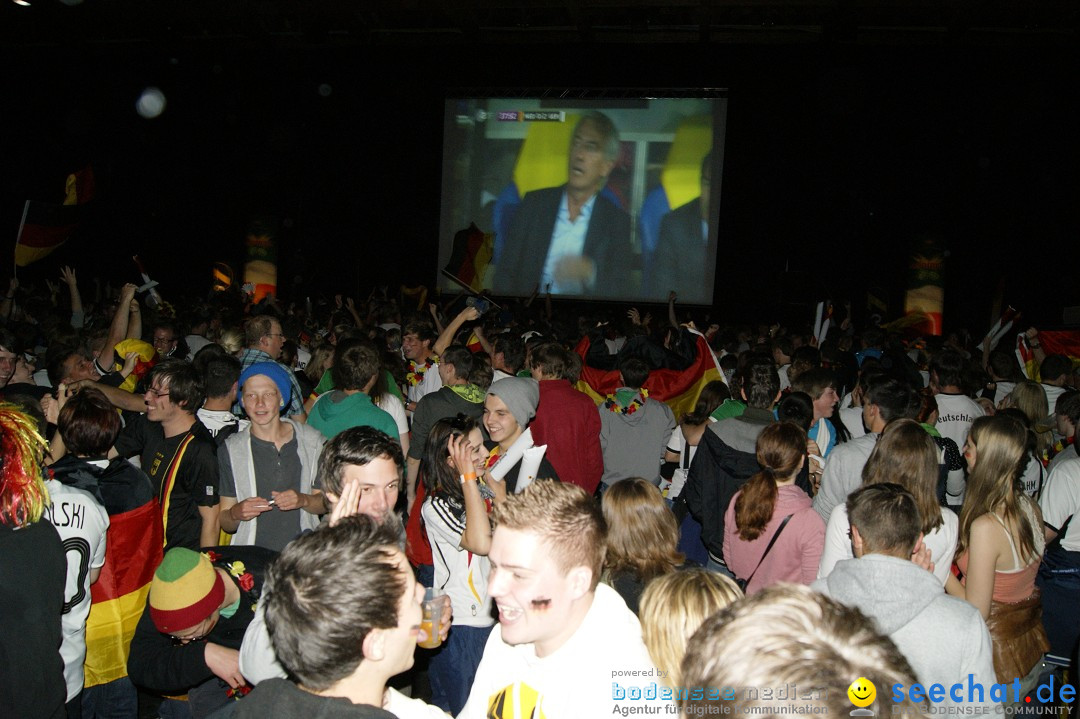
[818,419,958,583]
[662,380,728,500]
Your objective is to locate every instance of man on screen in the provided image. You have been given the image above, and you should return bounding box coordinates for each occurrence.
[495,111,631,297]
[648,152,714,301]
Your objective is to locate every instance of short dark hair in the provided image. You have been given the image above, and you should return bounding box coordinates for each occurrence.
[244,315,279,348]
[0,328,20,355]
[152,322,178,340]
[619,358,650,390]
[263,515,407,691]
[987,350,1022,382]
[772,336,794,358]
[402,319,436,345]
[1056,390,1080,425]
[528,341,568,380]
[58,387,121,456]
[47,347,82,387]
[331,339,380,391]
[847,483,922,557]
[494,335,526,374]
[777,392,814,431]
[790,367,837,401]
[199,354,241,399]
[741,354,781,409]
[147,360,205,413]
[865,376,919,423]
[441,345,475,383]
[1041,354,1072,383]
[317,426,404,497]
[930,349,965,389]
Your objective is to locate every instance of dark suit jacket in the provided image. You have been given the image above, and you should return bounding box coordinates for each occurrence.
[495,185,631,297]
[649,197,713,303]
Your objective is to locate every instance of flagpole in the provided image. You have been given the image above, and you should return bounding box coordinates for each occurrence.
[13,200,29,278]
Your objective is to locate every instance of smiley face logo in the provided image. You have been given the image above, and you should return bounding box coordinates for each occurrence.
[847,677,877,708]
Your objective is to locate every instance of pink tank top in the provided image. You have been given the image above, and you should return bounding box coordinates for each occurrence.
[956,511,1040,604]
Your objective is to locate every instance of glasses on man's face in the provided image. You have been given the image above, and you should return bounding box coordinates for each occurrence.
[153,336,176,346]
[169,631,208,645]
[146,387,171,398]
[264,333,285,340]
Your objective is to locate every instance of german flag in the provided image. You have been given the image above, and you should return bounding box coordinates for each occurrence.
[15,166,94,267]
[84,500,163,687]
[442,223,494,293]
[574,330,725,419]
[1016,331,1080,382]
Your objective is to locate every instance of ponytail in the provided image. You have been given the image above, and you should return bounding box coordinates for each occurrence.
[735,471,779,541]
[734,421,807,541]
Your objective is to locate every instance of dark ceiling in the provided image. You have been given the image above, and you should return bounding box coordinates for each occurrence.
[2,0,1077,49]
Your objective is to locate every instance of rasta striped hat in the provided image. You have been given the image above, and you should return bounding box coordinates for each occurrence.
[149,548,225,634]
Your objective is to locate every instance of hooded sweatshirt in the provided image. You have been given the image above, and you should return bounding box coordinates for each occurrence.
[722,484,824,593]
[813,555,999,709]
[308,390,399,441]
[598,388,676,486]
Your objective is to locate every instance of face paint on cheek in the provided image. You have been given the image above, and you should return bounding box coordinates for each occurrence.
[530,597,552,610]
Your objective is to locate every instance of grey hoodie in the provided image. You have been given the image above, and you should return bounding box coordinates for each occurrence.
[599,390,676,486]
[813,555,1000,708]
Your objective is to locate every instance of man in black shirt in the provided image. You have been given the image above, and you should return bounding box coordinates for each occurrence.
[114,360,220,550]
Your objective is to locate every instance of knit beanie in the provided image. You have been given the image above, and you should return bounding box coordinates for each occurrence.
[149,548,226,634]
[487,377,540,429]
[239,361,292,409]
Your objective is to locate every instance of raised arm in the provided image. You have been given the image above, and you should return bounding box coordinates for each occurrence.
[60,266,85,329]
[1,278,17,320]
[449,434,493,555]
[1025,327,1047,372]
[433,306,480,356]
[101,283,139,367]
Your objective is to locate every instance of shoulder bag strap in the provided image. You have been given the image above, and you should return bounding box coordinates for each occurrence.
[743,514,794,586]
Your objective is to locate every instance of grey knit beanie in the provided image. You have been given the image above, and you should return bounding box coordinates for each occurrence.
[487,377,540,429]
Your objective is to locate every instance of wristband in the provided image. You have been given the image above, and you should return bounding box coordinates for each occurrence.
[460,472,478,484]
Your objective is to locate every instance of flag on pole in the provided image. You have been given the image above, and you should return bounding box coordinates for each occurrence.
[442,223,494,293]
[14,166,95,267]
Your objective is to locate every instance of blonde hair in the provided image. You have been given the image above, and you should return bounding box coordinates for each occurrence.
[492,480,605,590]
[1003,380,1051,456]
[681,584,920,715]
[862,419,943,534]
[639,569,741,687]
[602,478,682,583]
[958,414,1040,562]
[217,327,245,356]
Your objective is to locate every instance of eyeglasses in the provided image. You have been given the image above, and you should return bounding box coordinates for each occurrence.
[169,632,208,645]
[146,387,171,398]
[264,333,285,339]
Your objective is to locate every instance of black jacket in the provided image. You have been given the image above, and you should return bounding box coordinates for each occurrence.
[683,409,813,561]
[128,545,277,696]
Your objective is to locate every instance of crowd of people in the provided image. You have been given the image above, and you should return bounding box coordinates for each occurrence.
[1,266,1079,719]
